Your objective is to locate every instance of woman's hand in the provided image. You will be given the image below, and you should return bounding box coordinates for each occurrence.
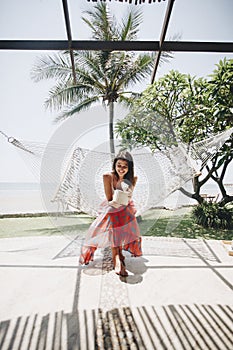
[108,200,122,209]
[126,187,133,199]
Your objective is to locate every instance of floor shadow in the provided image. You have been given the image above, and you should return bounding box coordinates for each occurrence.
[81,247,115,276]
[53,235,220,262]
[1,304,232,350]
[80,248,148,284]
[26,223,90,236]
[120,255,148,284]
[142,237,220,262]
[81,258,111,276]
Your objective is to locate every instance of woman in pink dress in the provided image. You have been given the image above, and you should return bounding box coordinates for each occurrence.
[79,151,142,276]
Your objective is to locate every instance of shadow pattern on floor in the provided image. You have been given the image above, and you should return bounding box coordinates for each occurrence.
[54,237,220,262]
[0,304,232,350]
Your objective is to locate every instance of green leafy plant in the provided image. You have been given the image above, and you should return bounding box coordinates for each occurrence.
[116,59,233,206]
[192,202,233,229]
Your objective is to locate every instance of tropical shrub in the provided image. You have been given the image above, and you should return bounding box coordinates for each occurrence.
[192,202,233,230]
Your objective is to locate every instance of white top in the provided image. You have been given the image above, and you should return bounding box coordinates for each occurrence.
[113,189,129,206]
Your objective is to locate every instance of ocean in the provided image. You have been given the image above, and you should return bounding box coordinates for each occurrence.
[0,182,45,215]
[0,181,224,215]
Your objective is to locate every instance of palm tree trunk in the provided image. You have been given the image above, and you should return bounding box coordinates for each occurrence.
[109,101,115,156]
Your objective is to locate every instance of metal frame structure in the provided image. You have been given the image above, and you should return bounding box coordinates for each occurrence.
[151,0,175,83]
[1,0,233,84]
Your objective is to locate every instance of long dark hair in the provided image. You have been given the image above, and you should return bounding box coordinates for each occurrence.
[112,151,135,186]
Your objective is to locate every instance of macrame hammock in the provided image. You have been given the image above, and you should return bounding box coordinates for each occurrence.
[1,127,233,217]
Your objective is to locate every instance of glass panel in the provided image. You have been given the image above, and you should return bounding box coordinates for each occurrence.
[0,0,66,39]
[156,52,233,80]
[167,0,233,42]
[69,0,232,42]
[0,50,57,141]
[69,0,167,40]
[0,50,59,185]
[1,0,232,42]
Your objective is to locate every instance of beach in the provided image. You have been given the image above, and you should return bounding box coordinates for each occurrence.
[0,181,221,216]
[0,182,59,215]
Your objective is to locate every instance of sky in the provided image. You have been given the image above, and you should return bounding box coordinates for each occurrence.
[0,0,233,183]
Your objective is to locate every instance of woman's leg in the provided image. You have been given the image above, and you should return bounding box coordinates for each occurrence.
[119,248,125,266]
[111,247,120,271]
[111,247,128,276]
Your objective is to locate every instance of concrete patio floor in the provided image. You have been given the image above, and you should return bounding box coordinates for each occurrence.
[0,234,232,349]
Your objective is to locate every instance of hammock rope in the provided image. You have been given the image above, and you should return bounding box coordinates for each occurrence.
[1,127,233,216]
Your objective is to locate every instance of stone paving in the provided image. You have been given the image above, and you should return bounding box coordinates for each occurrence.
[0,235,232,349]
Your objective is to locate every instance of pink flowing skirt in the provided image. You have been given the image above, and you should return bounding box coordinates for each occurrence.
[79,200,142,265]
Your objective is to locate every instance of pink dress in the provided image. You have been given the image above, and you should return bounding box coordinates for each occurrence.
[79,193,142,265]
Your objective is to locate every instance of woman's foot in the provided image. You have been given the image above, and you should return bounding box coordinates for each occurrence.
[119,252,125,266]
[115,266,128,277]
[114,254,128,276]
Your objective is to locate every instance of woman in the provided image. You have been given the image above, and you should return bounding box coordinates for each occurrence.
[79,151,142,276]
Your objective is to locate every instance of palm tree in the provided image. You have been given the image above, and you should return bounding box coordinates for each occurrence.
[31,3,169,154]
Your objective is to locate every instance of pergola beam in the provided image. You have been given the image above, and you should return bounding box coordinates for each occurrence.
[62,0,76,84]
[151,0,175,84]
[163,41,233,52]
[1,40,233,52]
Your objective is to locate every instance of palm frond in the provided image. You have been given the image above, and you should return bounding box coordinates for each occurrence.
[159,51,173,65]
[73,49,111,76]
[82,3,117,41]
[45,82,95,111]
[115,53,153,89]
[76,70,106,94]
[31,53,73,82]
[73,51,107,84]
[120,8,143,41]
[54,96,101,122]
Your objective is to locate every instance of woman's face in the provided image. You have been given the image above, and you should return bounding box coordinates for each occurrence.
[115,159,128,178]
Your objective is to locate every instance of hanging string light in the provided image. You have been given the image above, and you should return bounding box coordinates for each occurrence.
[87,0,166,4]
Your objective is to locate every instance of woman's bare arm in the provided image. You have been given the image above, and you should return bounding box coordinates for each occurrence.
[126,176,138,199]
[103,174,113,201]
